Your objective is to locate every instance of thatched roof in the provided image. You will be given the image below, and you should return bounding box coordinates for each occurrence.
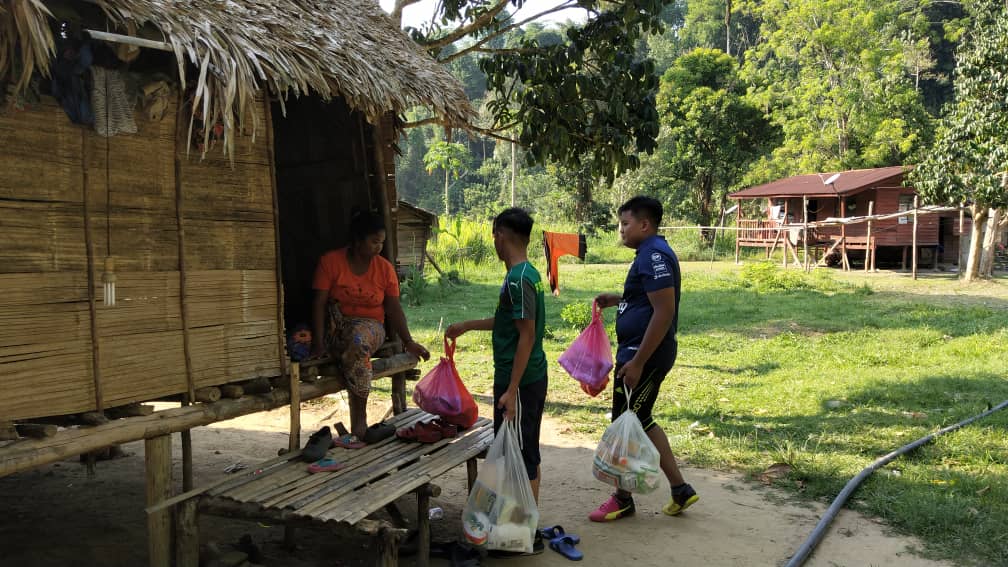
[1,0,473,154]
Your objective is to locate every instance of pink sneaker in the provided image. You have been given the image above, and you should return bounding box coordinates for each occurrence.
[588,494,636,522]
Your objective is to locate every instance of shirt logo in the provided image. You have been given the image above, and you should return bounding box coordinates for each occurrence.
[617,301,627,314]
[652,260,670,279]
[651,252,663,262]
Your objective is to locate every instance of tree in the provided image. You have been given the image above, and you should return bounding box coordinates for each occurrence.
[423,140,472,215]
[657,48,777,238]
[392,1,673,185]
[741,0,933,184]
[910,3,1008,281]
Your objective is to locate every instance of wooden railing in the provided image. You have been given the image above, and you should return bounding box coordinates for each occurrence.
[738,219,783,243]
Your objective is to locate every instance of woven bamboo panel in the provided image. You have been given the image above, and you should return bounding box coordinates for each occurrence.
[0,95,283,420]
[188,321,280,387]
[99,330,188,406]
[94,272,182,336]
[0,200,88,273]
[0,99,83,203]
[0,273,93,421]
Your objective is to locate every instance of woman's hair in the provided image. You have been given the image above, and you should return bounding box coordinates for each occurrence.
[348,210,386,243]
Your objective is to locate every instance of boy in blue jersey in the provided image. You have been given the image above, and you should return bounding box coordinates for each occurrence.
[589,196,698,522]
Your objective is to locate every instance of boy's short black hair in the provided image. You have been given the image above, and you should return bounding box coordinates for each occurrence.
[493,207,534,240]
[348,210,386,243]
[618,196,663,227]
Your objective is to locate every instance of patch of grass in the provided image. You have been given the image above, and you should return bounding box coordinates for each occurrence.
[404,261,1008,565]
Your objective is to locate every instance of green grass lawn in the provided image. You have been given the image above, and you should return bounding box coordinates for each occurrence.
[401,260,1008,566]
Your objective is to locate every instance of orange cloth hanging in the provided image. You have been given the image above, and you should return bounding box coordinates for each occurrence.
[543,231,586,296]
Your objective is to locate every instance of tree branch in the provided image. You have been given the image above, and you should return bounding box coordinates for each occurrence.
[391,0,424,26]
[403,116,520,146]
[423,0,512,50]
[437,0,583,63]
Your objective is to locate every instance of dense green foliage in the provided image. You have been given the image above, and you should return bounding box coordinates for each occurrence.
[395,0,987,237]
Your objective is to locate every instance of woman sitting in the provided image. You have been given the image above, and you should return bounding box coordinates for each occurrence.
[310,211,430,446]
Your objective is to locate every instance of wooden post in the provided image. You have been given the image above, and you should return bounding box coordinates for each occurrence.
[175,497,199,567]
[802,196,809,271]
[391,373,407,415]
[839,197,849,271]
[466,458,478,493]
[81,129,105,414]
[416,485,432,567]
[912,195,919,280]
[735,205,741,264]
[865,201,874,273]
[289,362,301,452]
[146,434,172,567]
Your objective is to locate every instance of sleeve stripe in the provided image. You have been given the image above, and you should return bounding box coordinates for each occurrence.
[518,262,528,318]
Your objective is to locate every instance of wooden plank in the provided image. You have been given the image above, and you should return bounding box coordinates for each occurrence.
[0,355,418,478]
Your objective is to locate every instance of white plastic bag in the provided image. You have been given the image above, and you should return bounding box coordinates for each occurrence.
[592,408,662,494]
[461,422,539,553]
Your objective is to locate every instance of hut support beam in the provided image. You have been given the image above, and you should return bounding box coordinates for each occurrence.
[146,434,172,567]
[175,498,199,567]
[0,354,418,478]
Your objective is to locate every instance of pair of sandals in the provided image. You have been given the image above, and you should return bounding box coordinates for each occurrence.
[396,419,458,443]
[540,526,583,561]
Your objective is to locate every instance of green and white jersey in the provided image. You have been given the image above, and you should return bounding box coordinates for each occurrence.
[492,261,547,387]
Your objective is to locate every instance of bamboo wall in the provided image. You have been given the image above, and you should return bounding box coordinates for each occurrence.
[0,95,280,421]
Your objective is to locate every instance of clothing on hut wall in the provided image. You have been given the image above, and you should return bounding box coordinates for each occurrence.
[542,231,586,296]
[51,38,94,125]
[91,66,137,136]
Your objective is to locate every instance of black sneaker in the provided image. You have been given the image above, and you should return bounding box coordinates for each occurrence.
[300,426,332,462]
[663,483,699,516]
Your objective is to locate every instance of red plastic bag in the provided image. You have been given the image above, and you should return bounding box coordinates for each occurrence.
[558,301,613,397]
[412,337,479,428]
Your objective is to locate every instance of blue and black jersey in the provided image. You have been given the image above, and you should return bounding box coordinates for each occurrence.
[615,235,680,365]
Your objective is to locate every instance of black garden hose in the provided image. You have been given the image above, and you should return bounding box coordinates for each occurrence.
[785,399,1008,567]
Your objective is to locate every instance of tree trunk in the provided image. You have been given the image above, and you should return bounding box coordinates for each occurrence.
[697,175,715,244]
[444,168,450,216]
[725,0,732,56]
[964,204,988,281]
[510,139,516,206]
[979,207,1003,278]
[573,177,592,224]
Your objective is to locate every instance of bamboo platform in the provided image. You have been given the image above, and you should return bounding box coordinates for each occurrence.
[184,408,493,567]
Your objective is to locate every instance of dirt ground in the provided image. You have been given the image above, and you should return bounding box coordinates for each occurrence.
[0,395,958,567]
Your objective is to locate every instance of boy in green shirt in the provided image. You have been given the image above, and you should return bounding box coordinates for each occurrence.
[446,208,548,505]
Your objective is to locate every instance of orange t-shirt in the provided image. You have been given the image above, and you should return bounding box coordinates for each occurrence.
[311,248,399,321]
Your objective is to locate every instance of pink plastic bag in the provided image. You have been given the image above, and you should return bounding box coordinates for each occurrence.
[412,338,479,428]
[558,301,613,397]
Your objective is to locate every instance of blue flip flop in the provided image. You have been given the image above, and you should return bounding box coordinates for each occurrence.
[539,526,580,545]
[549,535,583,561]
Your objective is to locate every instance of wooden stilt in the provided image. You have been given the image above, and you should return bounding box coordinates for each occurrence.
[289,362,301,452]
[466,458,478,493]
[802,196,810,271]
[912,196,919,280]
[392,373,407,415]
[145,434,172,567]
[181,427,193,492]
[175,498,199,567]
[416,485,433,567]
[865,201,874,273]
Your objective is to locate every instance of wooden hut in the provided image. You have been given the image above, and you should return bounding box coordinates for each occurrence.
[729,166,966,269]
[0,0,472,552]
[395,200,439,278]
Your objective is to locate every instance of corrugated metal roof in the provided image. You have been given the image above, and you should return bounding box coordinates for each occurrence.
[729,166,910,199]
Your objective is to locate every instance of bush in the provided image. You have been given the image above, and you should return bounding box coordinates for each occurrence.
[738,262,844,293]
[560,301,593,329]
[400,268,429,306]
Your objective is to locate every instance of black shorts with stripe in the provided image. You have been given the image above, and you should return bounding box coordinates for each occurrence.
[493,376,547,480]
[612,342,677,432]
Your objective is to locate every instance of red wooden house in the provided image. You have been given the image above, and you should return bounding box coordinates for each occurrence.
[729,166,966,269]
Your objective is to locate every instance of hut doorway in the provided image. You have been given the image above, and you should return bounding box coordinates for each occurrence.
[271,96,377,334]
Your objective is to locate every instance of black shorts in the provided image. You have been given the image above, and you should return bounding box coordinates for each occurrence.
[612,344,676,432]
[493,376,547,481]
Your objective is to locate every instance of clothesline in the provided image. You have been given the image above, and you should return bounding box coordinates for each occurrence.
[658,205,965,233]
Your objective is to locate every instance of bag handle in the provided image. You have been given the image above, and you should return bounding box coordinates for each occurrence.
[591,299,604,322]
[443,336,456,361]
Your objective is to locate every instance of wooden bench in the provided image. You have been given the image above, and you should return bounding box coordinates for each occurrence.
[176,408,492,567]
